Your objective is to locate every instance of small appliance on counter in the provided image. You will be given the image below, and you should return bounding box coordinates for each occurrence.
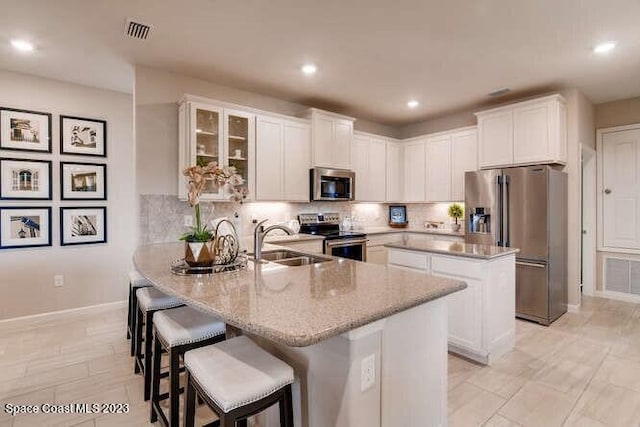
[298,213,367,261]
[388,205,408,228]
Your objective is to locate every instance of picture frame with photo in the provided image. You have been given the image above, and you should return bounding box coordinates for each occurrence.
[0,158,52,200]
[0,107,52,153]
[60,162,106,200]
[60,115,107,157]
[0,206,52,249]
[60,206,106,246]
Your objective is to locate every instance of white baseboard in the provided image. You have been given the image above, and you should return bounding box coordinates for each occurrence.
[0,300,127,324]
[594,290,640,304]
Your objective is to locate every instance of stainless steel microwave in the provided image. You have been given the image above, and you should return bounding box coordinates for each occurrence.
[310,167,355,201]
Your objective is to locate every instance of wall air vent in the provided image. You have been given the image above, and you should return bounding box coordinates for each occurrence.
[488,88,511,98]
[124,19,153,40]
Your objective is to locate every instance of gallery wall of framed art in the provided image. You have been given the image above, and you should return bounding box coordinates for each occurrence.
[0,104,108,250]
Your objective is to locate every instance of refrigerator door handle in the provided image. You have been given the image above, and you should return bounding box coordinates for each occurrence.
[516,260,547,268]
[504,175,510,247]
[496,175,503,246]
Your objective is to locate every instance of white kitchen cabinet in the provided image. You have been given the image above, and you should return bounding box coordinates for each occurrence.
[403,139,427,202]
[352,134,369,200]
[451,128,478,201]
[426,135,452,202]
[386,140,403,202]
[304,108,354,170]
[476,94,566,169]
[255,115,310,201]
[367,245,387,265]
[277,238,323,254]
[179,96,254,201]
[353,132,387,202]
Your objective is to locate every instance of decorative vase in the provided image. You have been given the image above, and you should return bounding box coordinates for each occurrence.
[184,241,215,267]
[450,223,461,232]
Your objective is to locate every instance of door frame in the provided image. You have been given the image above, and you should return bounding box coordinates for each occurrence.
[580,144,596,296]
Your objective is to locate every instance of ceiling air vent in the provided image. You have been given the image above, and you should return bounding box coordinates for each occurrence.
[124,19,153,40]
[488,88,511,98]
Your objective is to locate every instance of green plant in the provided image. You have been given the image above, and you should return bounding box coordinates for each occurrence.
[448,203,464,225]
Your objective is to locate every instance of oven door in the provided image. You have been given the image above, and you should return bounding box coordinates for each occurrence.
[324,238,368,262]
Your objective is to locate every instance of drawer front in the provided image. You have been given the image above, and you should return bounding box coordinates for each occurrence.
[387,249,430,270]
[280,240,324,254]
[368,233,403,247]
[431,255,484,279]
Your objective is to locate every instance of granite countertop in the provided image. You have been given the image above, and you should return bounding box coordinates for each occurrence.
[133,242,466,347]
[363,226,465,237]
[385,240,519,260]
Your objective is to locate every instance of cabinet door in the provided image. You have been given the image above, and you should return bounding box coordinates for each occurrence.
[369,137,387,202]
[190,103,224,199]
[451,129,477,201]
[446,278,483,351]
[224,109,254,199]
[426,135,452,202]
[513,103,551,165]
[602,129,640,249]
[403,140,426,202]
[255,116,283,200]
[283,121,311,201]
[478,110,513,168]
[367,246,387,265]
[386,141,403,202]
[333,119,353,169]
[313,115,334,167]
[352,134,370,201]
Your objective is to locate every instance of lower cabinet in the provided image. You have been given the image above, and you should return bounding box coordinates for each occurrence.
[277,239,324,254]
[386,248,515,365]
[366,246,387,265]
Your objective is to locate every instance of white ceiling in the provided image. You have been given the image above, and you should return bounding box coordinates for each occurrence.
[1,0,639,125]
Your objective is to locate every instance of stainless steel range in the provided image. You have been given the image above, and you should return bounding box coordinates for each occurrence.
[298,213,368,261]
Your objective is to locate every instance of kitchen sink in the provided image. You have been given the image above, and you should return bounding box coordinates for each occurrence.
[251,249,332,266]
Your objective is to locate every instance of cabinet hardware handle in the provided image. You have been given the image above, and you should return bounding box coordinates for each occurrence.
[604,188,612,194]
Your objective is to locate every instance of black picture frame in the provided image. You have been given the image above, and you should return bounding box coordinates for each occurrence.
[60,161,107,201]
[389,205,408,227]
[60,115,107,158]
[0,157,52,200]
[0,206,52,249]
[0,107,52,153]
[60,206,107,246]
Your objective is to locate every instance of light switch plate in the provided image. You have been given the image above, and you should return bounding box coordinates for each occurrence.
[184,215,193,227]
[54,275,64,287]
[360,354,375,391]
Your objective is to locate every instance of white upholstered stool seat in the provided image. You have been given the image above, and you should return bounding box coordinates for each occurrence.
[184,336,294,413]
[153,306,226,348]
[137,287,182,312]
[129,270,153,288]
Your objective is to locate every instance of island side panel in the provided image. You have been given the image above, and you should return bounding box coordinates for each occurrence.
[381,298,448,427]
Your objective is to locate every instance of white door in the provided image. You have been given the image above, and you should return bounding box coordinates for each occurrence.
[313,115,334,168]
[513,103,551,165]
[255,116,283,200]
[451,129,478,201]
[369,137,387,202]
[386,141,403,202]
[403,140,426,202]
[426,135,452,202]
[601,129,640,250]
[352,134,370,201]
[478,110,513,168]
[333,119,353,169]
[283,121,311,201]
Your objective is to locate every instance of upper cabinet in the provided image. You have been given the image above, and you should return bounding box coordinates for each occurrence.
[304,108,355,170]
[451,128,478,201]
[353,132,387,202]
[476,94,567,169]
[178,96,254,201]
[403,139,427,202]
[255,115,311,202]
[386,139,403,202]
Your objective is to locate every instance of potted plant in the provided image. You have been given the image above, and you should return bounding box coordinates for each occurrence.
[181,162,247,266]
[448,203,464,232]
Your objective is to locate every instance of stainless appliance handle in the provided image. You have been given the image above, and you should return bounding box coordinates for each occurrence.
[324,238,369,249]
[504,175,510,247]
[496,175,503,246]
[516,261,547,268]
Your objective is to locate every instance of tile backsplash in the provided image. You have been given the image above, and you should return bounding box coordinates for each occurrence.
[138,195,463,244]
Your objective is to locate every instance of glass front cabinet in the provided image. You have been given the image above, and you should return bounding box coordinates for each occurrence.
[178,96,255,201]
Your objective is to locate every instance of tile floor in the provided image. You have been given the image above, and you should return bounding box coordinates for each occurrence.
[0,296,638,426]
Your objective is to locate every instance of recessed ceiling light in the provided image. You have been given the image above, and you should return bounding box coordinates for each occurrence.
[301,64,317,75]
[593,41,617,54]
[407,100,419,108]
[10,39,34,52]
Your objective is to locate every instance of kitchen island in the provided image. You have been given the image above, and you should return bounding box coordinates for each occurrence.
[134,242,466,427]
[386,240,519,365]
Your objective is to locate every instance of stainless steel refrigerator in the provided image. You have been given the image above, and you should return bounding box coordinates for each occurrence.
[464,165,567,325]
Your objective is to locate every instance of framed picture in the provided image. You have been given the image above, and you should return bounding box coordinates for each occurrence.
[0,108,52,153]
[60,207,106,246]
[60,162,106,200]
[0,158,52,200]
[60,115,107,157]
[0,207,52,249]
[389,205,408,228]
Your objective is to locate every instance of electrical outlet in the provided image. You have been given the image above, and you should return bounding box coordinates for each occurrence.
[184,215,193,227]
[360,354,375,391]
[54,275,64,287]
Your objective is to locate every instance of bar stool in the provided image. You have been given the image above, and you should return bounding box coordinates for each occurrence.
[183,336,295,427]
[134,287,183,401]
[150,305,227,427]
[128,270,153,355]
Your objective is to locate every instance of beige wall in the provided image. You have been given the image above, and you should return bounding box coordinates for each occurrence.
[0,70,134,320]
[595,96,640,129]
[399,109,476,139]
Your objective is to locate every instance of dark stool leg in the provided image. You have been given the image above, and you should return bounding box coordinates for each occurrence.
[134,305,144,374]
[127,283,132,340]
[219,413,235,427]
[237,419,248,427]
[169,347,181,427]
[130,289,140,357]
[183,371,196,427]
[143,310,155,401]
[280,384,294,427]
[150,328,162,423]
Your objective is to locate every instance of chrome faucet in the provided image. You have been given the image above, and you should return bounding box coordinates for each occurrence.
[253,219,295,261]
